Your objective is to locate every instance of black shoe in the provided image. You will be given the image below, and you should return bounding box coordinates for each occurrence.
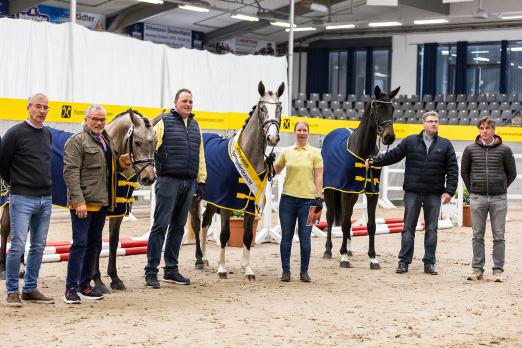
[63,290,82,304]
[300,272,311,283]
[280,271,291,282]
[163,272,190,285]
[145,274,161,289]
[424,264,438,275]
[79,286,104,300]
[396,263,408,274]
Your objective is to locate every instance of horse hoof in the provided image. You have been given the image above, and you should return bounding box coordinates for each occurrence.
[347,251,353,257]
[340,261,351,268]
[94,283,111,295]
[245,274,256,281]
[218,272,228,279]
[110,281,127,291]
[323,252,332,259]
[370,262,381,270]
[195,263,204,270]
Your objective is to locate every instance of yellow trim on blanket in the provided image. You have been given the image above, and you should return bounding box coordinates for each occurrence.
[116,197,135,204]
[118,180,138,188]
[236,193,255,200]
[206,201,257,216]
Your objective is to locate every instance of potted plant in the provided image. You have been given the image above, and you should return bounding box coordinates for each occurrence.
[228,210,259,247]
[462,188,472,227]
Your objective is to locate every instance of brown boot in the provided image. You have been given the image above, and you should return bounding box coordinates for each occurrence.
[6,292,22,307]
[21,290,54,304]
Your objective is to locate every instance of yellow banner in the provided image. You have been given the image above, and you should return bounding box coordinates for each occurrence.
[2,97,522,142]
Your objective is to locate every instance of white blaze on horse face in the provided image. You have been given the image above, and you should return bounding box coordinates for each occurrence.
[261,96,280,146]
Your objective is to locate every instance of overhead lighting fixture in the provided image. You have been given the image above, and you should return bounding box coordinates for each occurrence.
[310,3,328,13]
[285,27,316,32]
[325,24,355,30]
[511,62,515,66]
[518,66,522,69]
[471,50,489,54]
[441,50,449,55]
[179,4,209,12]
[451,53,457,57]
[271,21,296,28]
[510,47,522,52]
[231,14,259,22]
[137,0,164,3]
[473,57,490,62]
[413,18,448,25]
[368,21,402,27]
[501,15,522,20]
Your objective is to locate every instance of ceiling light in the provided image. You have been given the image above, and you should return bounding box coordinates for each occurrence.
[179,5,209,12]
[271,21,295,28]
[325,24,355,30]
[501,15,522,20]
[413,18,448,25]
[510,47,522,52]
[518,66,522,69]
[510,62,515,66]
[310,3,328,13]
[137,0,163,3]
[231,14,259,22]
[368,21,402,27]
[451,54,457,57]
[441,50,449,55]
[471,50,489,54]
[285,27,316,32]
[473,57,490,62]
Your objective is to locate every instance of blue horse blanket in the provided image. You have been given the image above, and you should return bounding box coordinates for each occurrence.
[322,128,381,194]
[202,133,266,215]
[1,127,136,216]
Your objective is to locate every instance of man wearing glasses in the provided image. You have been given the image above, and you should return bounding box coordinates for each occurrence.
[62,105,131,304]
[368,111,458,275]
[0,93,54,306]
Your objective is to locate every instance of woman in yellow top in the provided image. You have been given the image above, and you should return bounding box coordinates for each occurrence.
[274,121,323,282]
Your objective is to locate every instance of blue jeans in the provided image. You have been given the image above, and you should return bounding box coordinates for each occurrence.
[145,176,195,276]
[66,207,107,291]
[399,191,441,266]
[6,194,52,294]
[470,193,507,272]
[279,194,313,273]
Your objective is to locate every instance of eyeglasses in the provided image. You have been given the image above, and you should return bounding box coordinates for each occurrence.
[88,117,106,124]
[424,120,438,124]
[31,104,50,111]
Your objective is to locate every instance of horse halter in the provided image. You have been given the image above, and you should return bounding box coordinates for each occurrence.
[125,124,156,177]
[369,99,394,138]
[256,100,282,137]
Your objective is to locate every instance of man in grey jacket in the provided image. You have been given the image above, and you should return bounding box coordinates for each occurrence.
[461,117,517,282]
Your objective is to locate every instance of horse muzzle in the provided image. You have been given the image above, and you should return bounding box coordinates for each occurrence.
[382,132,395,145]
[267,134,280,146]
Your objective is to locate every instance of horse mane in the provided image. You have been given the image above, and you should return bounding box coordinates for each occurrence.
[111,108,151,128]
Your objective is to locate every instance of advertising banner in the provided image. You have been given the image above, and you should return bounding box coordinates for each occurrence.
[15,5,106,30]
[143,23,192,49]
[222,37,276,55]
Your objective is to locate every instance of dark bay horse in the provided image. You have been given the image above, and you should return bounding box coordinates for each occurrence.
[0,110,159,291]
[190,81,284,280]
[322,85,399,270]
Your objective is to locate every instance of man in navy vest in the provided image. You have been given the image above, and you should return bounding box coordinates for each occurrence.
[145,88,206,289]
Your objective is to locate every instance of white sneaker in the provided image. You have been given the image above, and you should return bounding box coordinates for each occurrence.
[467,268,484,281]
[493,269,503,283]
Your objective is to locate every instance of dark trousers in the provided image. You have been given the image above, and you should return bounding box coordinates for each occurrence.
[145,175,195,276]
[399,191,441,266]
[279,194,313,273]
[66,207,107,291]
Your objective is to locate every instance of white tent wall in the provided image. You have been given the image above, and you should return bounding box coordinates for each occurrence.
[0,18,288,116]
[0,19,71,101]
[391,27,522,96]
[163,48,288,114]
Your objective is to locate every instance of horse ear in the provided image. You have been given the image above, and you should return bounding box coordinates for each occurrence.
[151,109,165,126]
[276,82,285,98]
[389,86,400,99]
[258,81,265,96]
[374,85,382,99]
[128,109,141,127]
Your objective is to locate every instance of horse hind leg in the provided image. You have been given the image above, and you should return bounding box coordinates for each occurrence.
[217,210,231,279]
[189,199,204,269]
[241,214,255,281]
[339,194,357,268]
[323,190,337,259]
[107,216,127,291]
[366,194,381,270]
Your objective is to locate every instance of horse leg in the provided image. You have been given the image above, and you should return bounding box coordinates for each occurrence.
[366,194,380,270]
[241,213,256,281]
[190,199,204,269]
[323,190,336,259]
[91,219,111,294]
[200,204,216,268]
[217,210,231,279]
[0,205,8,280]
[108,217,127,291]
[339,194,357,268]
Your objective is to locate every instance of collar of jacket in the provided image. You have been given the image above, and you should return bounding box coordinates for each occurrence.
[417,130,438,143]
[169,108,195,120]
[474,134,503,148]
[82,124,110,144]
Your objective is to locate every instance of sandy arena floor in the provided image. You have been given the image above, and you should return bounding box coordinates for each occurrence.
[1,205,521,347]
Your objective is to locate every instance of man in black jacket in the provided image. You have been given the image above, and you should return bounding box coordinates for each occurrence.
[368,111,458,275]
[461,117,516,282]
